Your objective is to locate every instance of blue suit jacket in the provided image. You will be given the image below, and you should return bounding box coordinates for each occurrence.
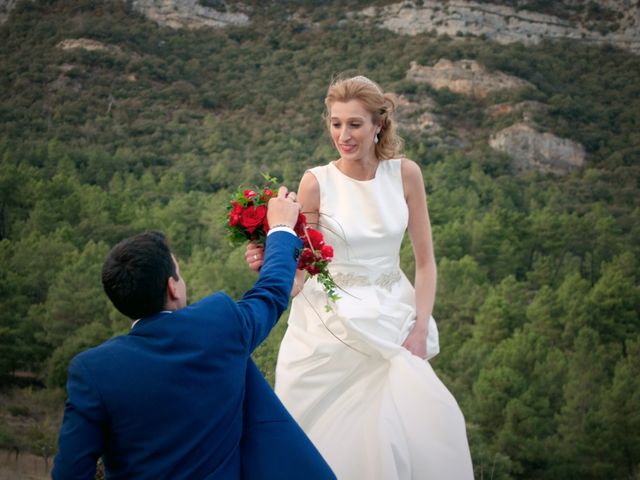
[52,231,335,479]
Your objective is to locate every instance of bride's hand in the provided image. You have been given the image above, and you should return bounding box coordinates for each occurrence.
[245,242,264,273]
[402,324,428,359]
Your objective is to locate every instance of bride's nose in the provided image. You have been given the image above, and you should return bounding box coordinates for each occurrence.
[339,127,350,141]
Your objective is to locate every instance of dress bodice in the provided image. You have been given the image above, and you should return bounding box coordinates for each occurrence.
[308,159,408,275]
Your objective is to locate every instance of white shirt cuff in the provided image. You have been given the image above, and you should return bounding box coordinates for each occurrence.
[267,226,296,237]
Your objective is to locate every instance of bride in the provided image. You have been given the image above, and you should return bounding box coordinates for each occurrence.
[247,75,473,479]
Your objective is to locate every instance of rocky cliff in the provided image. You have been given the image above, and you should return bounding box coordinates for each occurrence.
[395,93,443,135]
[360,0,640,54]
[489,122,586,174]
[402,59,586,174]
[129,0,250,29]
[0,0,250,28]
[406,59,534,98]
[56,38,126,55]
[2,0,638,50]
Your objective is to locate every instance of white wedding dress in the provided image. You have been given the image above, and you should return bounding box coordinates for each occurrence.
[275,159,474,479]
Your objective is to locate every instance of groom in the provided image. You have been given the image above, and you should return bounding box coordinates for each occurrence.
[52,187,335,479]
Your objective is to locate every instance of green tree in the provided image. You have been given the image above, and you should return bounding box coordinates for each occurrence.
[556,272,591,348]
[47,321,112,388]
[524,286,563,347]
[588,252,640,346]
[0,159,37,240]
[473,276,528,346]
[552,328,615,479]
[599,337,640,478]
[38,241,113,348]
[0,234,76,375]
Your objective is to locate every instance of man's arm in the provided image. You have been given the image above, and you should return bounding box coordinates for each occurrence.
[52,356,105,480]
[236,229,301,351]
[234,186,302,351]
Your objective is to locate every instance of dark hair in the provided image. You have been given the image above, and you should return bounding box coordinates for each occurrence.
[102,231,178,319]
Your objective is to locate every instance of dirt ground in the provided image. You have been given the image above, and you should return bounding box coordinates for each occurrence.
[0,449,51,480]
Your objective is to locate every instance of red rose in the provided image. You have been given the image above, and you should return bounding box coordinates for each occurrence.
[306,263,322,275]
[229,202,243,226]
[297,248,315,269]
[320,245,333,260]
[295,212,307,236]
[302,228,325,250]
[240,205,267,234]
[261,189,274,201]
[244,189,258,200]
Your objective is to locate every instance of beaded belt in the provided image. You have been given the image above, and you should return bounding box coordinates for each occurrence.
[330,269,402,292]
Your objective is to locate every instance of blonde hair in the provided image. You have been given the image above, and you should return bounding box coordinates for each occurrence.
[324,75,403,160]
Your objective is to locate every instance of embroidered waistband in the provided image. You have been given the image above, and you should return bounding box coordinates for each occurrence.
[331,269,402,292]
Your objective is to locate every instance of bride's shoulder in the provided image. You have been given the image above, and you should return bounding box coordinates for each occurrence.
[399,157,422,179]
[398,158,425,197]
[300,170,320,188]
[298,170,321,207]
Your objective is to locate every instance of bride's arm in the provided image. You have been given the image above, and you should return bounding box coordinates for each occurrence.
[290,171,321,297]
[401,158,437,359]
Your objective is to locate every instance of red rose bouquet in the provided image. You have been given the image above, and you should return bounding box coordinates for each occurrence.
[226,185,275,244]
[226,176,339,308]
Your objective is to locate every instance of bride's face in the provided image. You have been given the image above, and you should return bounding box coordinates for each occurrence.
[329,100,380,162]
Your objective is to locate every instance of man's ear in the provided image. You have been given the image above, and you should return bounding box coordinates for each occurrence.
[166,276,179,301]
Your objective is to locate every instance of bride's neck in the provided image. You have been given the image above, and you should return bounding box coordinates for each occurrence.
[336,157,379,181]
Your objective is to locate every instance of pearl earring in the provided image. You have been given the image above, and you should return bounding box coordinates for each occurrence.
[374,134,379,144]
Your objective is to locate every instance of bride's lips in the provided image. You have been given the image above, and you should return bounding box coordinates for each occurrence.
[340,144,356,153]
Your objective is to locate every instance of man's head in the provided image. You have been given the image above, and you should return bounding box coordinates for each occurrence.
[102,231,187,320]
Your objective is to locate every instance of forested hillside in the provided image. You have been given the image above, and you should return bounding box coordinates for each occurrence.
[0,0,638,478]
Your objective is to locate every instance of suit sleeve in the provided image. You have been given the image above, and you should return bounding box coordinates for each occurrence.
[52,356,105,480]
[235,230,301,352]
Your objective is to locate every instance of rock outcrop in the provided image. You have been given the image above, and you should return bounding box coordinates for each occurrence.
[395,93,442,134]
[130,0,250,29]
[403,59,583,173]
[56,38,126,55]
[489,122,586,174]
[0,0,250,28]
[360,0,640,55]
[406,59,534,98]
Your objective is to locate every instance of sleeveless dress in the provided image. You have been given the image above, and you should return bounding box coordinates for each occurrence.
[275,159,474,479]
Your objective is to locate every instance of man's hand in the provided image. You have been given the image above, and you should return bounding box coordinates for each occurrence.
[266,186,300,230]
[246,186,300,273]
